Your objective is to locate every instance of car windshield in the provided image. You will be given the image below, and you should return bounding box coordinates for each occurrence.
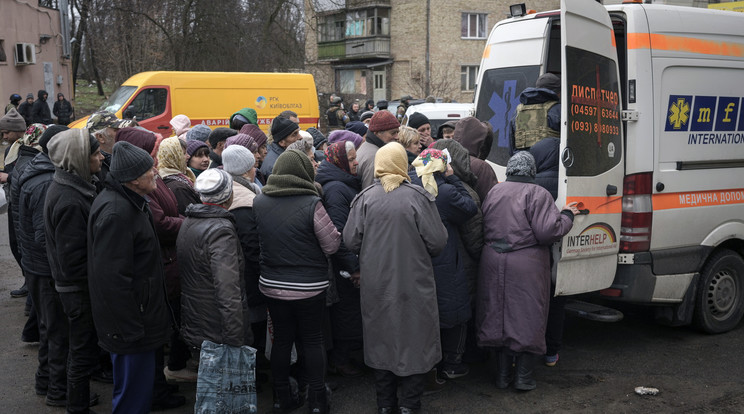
[98,86,136,113]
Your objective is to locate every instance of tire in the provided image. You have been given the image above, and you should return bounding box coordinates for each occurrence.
[693,249,744,334]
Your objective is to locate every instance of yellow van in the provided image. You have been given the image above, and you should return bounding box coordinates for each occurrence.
[70,71,319,136]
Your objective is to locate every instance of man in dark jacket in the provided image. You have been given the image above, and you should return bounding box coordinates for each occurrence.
[509,73,561,154]
[45,128,103,414]
[18,93,34,126]
[326,95,349,133]
[53,93,74,125]
[88,141,171,413]
[207,127,238,169]
[32,90,53,125]
[17,140,73,407]
[258,116,300,179]
[452,117,499,202]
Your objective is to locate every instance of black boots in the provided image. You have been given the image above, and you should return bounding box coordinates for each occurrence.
[272,377,303,413]
[307,386,331,414]
[495,351,513,389]
[513,353,537,391]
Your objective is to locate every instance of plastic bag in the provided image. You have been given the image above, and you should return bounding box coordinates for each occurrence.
[195,340,258,414]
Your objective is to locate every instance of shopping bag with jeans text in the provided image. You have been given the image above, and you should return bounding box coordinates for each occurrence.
[195,340,258,414]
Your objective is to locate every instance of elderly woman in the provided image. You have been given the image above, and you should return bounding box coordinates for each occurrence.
[158,137,200,215]
[477,152,578,391]
[315,141,364,377]
[344,142,447,414]
[397,125,420,168]
[253,149,340,414]
[411,148,477,380]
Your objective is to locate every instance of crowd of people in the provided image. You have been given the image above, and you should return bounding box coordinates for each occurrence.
[6,91,74,127]
[0,73,577,414]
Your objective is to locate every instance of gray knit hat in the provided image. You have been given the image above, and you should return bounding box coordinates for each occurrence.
[0,108,27,132]
[187,124,211,143]
[222,145,256,176]
[110,141,154,183]
[195,168,233,204]
[506,151,536,178]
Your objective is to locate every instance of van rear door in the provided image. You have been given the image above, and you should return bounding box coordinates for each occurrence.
[555,0,624,295]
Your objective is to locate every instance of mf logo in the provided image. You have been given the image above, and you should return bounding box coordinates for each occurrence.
[665,95,743,132]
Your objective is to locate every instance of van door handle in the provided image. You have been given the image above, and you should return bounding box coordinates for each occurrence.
[606,184,618,196]
[157,125,169,130]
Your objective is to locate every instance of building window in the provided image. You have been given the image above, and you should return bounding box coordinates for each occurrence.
[0,40,6,64]
[346,8,390,38]
[461,65,478,91]
[461,13,487,39]
[318,13,345,42]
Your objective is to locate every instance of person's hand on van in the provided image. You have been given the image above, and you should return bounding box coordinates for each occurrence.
[562,201,580,215]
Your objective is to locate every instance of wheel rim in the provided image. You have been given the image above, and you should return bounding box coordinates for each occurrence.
[706,268,738,322]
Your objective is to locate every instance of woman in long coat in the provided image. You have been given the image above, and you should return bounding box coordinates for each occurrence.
[344,142,447,413]
[477,151,577,391]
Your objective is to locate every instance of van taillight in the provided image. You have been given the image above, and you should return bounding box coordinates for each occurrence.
[620,172,653,252]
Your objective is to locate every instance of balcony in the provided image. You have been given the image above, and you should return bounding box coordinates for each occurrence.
[318,36,390,61]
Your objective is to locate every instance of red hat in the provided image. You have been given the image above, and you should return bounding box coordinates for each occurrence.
[368,111,400,133]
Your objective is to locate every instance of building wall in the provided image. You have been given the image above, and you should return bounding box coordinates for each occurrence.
[0,1,72,117]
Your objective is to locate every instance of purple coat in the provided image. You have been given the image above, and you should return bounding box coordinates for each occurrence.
[476,177,573,355]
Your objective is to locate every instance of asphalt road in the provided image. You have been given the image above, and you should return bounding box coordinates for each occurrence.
[1,216,743,414]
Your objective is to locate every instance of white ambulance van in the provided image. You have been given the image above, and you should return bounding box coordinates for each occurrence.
[474,0,744,333]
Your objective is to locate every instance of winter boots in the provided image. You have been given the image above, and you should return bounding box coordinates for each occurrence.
[513,353,537,391]
[495,351,513,389]
[272,377,303,413]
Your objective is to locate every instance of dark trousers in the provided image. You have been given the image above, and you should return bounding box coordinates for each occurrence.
[267,293,326,394]
[373,369,425,410]
[441,323,468,362]
[22,294,39,341]
[111,351,156,414]
[545,283,568,356]
[329,274,362,365]
[166,295,190,371]
[28,274,69,399]
[59,290,99,414]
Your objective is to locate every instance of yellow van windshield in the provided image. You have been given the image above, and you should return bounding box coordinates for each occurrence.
[99,86,136,113]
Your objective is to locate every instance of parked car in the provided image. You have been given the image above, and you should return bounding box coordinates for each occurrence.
[402,102,474,136]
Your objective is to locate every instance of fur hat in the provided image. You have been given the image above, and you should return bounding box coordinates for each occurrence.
[195,168,233,205]
[222,145,256,176]
[110,141,154,183]
[368,111,400,133]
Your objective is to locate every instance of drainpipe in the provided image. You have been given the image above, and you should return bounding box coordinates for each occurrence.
[425,0,431,97]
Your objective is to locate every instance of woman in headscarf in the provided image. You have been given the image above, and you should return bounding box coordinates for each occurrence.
[315,141,364,378]
[411,148,477,381]
[343,142,447,414]
[253,150,341,414]
[327,129,364,149]
[477,151,578,391]
[158,137,200,215]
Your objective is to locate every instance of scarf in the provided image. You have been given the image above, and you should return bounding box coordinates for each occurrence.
[365,131,385,148]
[158,137,196,183]
[374,142,410,193]
[261,149,319,197]
[431,139,477,187]
[5,123,47,166]
[412,148,450,197]
[325,141,351,174]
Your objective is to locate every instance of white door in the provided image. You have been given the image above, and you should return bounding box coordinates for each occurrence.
[555,0,624,295]
[373,69,386,103]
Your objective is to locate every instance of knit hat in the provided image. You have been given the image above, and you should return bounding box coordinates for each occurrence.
[26,93,34,100]
[328,130,363,149]
[271,116,299,143]
[186,124,211,143]
[407,113,430,130]
[222,145,256,176]
[0,108,27,132]
[229,108,258,128]
[345,121,367,137]
[536,73,561,96]
[239,124,268,148]
[307,128,327,150]
[225,133,258,152]
[115,127,156,154]
[39,125,70,153]
[506,151,536,178]
[195,168,233,205]
[360,111,374,122]
[208,127,238,149]
[186,139,209,157]
[374,142,410,193]
[170,114,191,137]
[110,141,154,183]
[368,110,400,132]
[262,150,318,197]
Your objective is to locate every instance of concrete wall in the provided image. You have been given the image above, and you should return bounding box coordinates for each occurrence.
[0,1,72,117]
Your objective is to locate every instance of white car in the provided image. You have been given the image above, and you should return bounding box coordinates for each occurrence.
[402,103,474,138]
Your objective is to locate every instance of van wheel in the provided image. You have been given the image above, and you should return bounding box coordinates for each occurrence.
[693,249,744,334]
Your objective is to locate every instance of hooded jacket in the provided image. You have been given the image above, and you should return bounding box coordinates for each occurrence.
[45,129,99,290]
[530,136,559,200]
[17,152,55,277]
[53,94,73,124]
[177,203,250,348]
[31,90,53,124]
[453,117,499,201]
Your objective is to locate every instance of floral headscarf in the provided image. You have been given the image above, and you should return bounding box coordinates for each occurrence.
[412,148,451,197]
[325,141,352,174]
[5,123,48,166]
[158,137,196,183]
[374,142,410,193]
